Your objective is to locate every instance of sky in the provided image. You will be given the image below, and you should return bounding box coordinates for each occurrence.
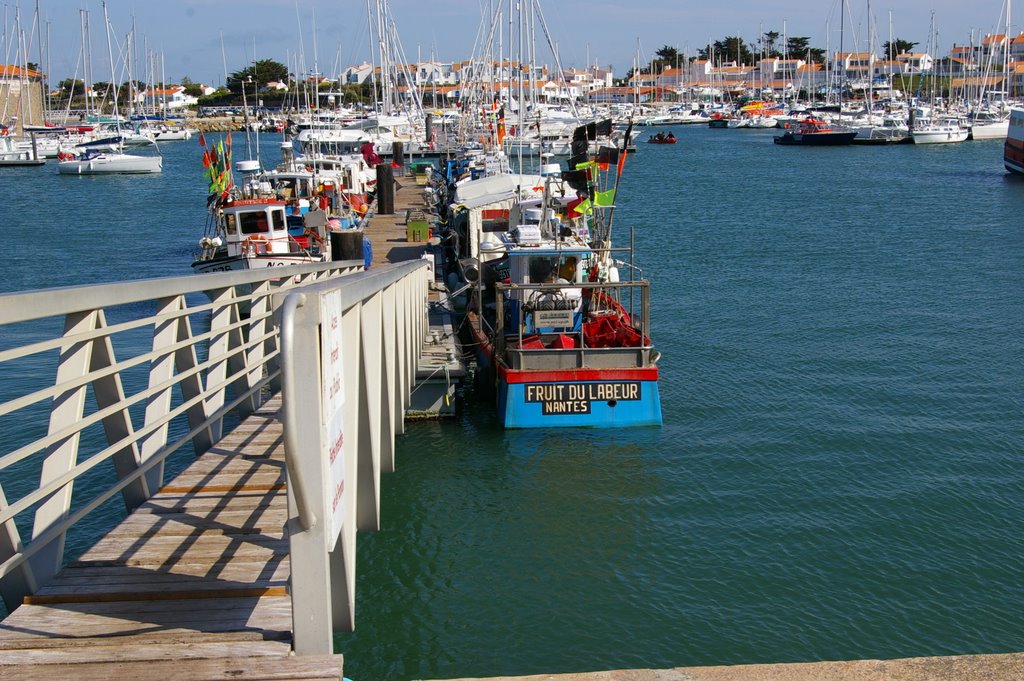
[5,0,1013,86]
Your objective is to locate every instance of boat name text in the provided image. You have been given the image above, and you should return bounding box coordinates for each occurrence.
[525,382,641,415]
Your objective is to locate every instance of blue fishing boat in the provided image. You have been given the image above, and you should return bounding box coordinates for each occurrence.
[462,122,662,428]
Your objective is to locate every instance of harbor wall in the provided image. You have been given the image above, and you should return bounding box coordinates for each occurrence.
[437,652,1024,681]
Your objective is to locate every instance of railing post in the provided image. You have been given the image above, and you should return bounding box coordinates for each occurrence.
[276,261,430,651]
[281,294,334,656]
[357,292,383,532]
[29,310,100,586]
[380,284,398,473]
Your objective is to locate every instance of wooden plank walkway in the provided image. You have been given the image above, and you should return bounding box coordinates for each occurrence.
[365,165,466,419]
[364,166,438,269]
[0,396,344,680]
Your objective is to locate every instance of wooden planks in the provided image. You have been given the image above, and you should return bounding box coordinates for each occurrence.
[0,396,344,680]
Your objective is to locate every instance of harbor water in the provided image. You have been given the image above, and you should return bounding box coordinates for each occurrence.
[3,129,1024,678]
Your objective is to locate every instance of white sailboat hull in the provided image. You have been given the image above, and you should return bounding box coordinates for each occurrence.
[57,152,162,174]
[969,120,1010,140]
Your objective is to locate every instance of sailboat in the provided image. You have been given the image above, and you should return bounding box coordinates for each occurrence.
[968,0,1013,140]
[57,3,161,175]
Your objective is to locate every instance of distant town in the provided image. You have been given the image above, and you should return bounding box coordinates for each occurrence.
[2,29,1022,126]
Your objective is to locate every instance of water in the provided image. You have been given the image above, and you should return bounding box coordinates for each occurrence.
[3,129,1024,677]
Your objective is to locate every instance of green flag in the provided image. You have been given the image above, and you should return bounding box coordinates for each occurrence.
[595,189,616,206]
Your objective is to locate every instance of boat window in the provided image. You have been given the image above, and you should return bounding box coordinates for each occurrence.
[528,256,559,283]
[239,211,270,235]
[224,214,238,236]
[271,209,286,231]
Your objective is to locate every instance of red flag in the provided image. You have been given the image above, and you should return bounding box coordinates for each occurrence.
[566,196,586,218]
[202,149,211,168]
[617,121,633,177]
[225,132,232,148]
[198,132,206,147]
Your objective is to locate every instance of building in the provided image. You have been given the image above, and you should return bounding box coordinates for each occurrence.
[0,65,46,131]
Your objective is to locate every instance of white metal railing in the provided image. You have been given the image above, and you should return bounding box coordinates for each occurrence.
[0,260,363,613]
[279,259,429,655]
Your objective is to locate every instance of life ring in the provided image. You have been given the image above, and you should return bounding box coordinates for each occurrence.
[243,235,269,254]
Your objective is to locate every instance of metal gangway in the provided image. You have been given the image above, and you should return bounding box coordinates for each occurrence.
[0,258,430,679]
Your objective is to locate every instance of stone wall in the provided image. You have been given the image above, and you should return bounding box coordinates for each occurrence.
[0,79,45,132]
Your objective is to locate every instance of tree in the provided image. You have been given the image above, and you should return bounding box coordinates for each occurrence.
[653,44,681,72]
[698,37,753,64]
[786,36,826,64]
[58,78,85,94]
[227,58,289,93]
[882,39,919,60]
[761,31,782,58]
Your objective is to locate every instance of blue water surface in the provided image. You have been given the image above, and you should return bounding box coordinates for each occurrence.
[2,128,1023,679]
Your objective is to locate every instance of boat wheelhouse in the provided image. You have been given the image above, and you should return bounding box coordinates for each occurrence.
[191,198,330,274]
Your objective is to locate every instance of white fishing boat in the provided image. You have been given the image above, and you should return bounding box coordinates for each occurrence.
[191,196,331,274]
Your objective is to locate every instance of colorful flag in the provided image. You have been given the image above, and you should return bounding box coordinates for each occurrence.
[594,189,615,206]
[198,132,206,147]
[561,169,590,193]
[617,121,633,176]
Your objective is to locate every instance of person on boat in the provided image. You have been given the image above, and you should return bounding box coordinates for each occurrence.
[558,256,578,283]
[655,131,665,141]
[666,131,676,141]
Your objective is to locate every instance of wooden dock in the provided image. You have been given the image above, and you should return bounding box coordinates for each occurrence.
[0,396,344,680]
[363,164,466,418]
[363,165,439,270]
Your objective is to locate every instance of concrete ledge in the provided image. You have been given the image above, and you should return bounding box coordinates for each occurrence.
[436,653,1024,681]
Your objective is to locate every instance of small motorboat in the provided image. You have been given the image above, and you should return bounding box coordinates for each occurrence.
[647,134,677,144]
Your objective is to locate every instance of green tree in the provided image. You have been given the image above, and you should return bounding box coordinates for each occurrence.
[882,39,919,60]
[786,36,825,63]
[761,31,782,58]
[58,78,85,94]
[652,44,681,73]
[228,59,289,93]
[710,36,754,65]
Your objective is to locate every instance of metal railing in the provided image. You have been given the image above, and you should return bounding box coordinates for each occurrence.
[0,260,363,613]
[493,280,653,364]
[279,259,429,654]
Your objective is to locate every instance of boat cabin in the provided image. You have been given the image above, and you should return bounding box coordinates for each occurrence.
[220,199,305,256]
